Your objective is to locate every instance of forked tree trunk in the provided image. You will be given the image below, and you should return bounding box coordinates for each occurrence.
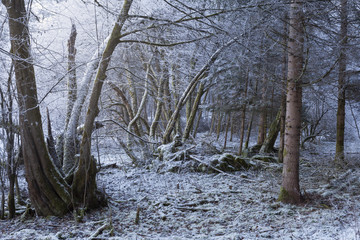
[335,0,348,166]
[278,0,304,204]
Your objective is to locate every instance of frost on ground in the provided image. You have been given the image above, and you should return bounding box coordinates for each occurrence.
[1,140,360,239]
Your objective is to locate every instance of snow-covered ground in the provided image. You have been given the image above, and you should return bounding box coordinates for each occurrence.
[0,140,360,239]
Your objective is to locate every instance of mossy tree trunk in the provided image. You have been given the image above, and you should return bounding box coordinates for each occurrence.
[260,109,281,154]
[279,0,304,204]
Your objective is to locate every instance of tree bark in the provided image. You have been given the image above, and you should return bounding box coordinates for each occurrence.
[238,69,249,155]
[278,14,288,163]
[183,83,205,141]
[257,75,268,145]
[65,23,77,129]
[278,0,304,204]
[335,0,348,166]
[3,0,72,216]
[260,109,281,154]
[72,0,133,208]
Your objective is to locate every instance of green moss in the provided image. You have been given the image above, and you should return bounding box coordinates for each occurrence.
[277,186,289,202]
[283,148,288,158]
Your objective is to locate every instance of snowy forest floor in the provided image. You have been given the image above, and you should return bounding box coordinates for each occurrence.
[1,139,360,240]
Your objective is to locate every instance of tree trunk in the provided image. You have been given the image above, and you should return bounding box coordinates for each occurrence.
[65,23,77,128]
[223,113,231,149]
[260,109,281,154]
[278,0,304,204]
[278,93,287,163]
[278,15,288,163]
[238,69,249,155]
[183,83,205,141]
[244,110,254,150]
[257,75,268,145]
[72,0,133,208]
[335,0,348,166]
[3,0,72,216]
[216,112,223,141]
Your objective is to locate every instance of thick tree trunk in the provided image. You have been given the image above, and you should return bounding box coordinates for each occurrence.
[3,0,72,216]
[335,0,348,166]
[278,0,304,204]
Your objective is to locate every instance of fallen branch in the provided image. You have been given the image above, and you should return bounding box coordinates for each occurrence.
[189,155,256,182]
[88,222,112,239]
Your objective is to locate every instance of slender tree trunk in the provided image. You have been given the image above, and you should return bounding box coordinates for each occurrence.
[278,93,287,163]
[279,0,304,204]
[223,113,231,149]
[260,109,281,154]
[244,110,254,150]
[239,69,249,154]
[257,75,268,145]
[335,0,348,166]
[278,15,288,163]
[183,83,205,141]
[216,112,223,140]
[149,77,165,139]
[72,0,133,208]
[65,23,77,128]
